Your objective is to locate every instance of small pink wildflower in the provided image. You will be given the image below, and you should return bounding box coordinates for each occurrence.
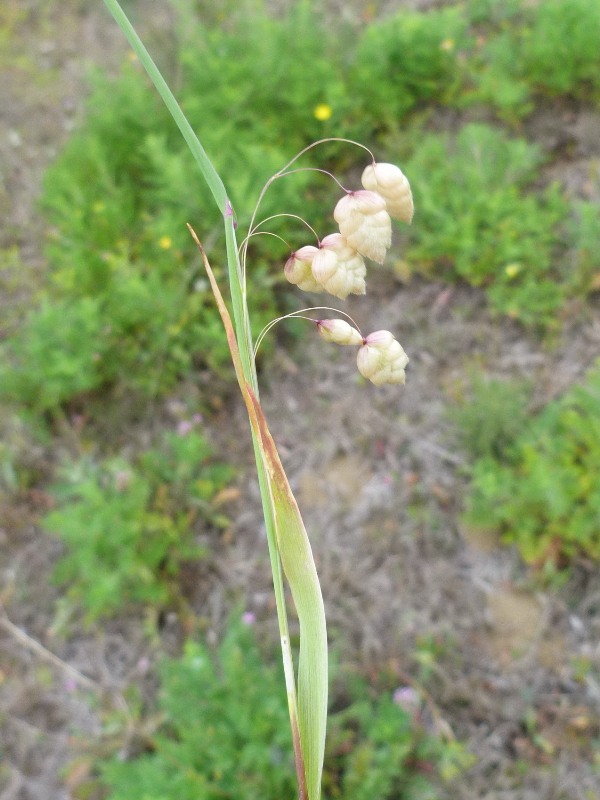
[393,686,421,716]
[177,419,194,436]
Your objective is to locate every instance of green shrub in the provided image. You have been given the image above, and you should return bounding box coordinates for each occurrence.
[99,618,470,800]
[464,0,523,26]
[449,372,531,461]
[44,426,233,621]
[0,297,109,414]
[521,0,600,100]
[177,1,355,166]
[463,362,600,568]
[463,30,533,122]
[404,123,570,328]
[464,0,600,120]
[568,200,600,295]
[351,7,470,130]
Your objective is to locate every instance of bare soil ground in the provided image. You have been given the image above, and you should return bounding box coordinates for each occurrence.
[1,2,600,799]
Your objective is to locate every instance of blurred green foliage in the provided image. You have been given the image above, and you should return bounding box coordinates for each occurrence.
[0,297,109,414]
[1,0,599,416]
[462,363,600,568]
[568,200,600,294]
[463,0,600,120]
[100,617,471,800]
[44,426,233,621]
[405,124,571,329]
[350,6,470,129]
[449,372,531,461]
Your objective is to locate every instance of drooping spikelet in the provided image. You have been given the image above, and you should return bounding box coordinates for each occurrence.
[361,162,414,224]
[284,245,323,293]
[357,330,409,386]
[333,190,391,264]
[311,234,366,299]
[316,319,363,346]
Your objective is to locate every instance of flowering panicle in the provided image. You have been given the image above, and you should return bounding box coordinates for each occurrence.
[276,149,414,386]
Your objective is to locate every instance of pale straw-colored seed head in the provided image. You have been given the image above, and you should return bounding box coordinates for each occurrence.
[357,330,409,386]
[311,233,367,299]
[284,245,323,293]
[333,190,392,264]
[316,318,363,346]
[361,162,414,224]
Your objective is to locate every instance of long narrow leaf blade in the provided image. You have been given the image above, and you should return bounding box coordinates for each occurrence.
[248,389,328,800]
[193,231,327,800]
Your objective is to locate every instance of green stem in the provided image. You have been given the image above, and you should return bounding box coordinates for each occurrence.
[102,0,302,785]
[102,0,226,213]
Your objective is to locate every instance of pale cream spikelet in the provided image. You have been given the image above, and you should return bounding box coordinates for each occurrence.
[361,162,414,224]
[311,233,366,299]
[357,330,409,386]
[284,245,323,293]
[316,319,363,346]
[333,190,392,264]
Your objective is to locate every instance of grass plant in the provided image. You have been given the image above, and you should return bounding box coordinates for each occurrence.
[5,0,598,794]
[100,3,419,797]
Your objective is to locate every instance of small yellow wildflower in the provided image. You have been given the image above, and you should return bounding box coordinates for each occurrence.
[127,50,138,62]
[313,103,332,122]
[92,201,105,214]
[158,235,173,250]
[440,38,455,51]
[505,263,521,278]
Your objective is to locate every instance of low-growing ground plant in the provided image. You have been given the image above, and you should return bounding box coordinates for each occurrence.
[0,297,108,414]
[99,616,470,800]
[350,5,470,131]
[464,0,600,121]
[404,123,572,329]
[568,200,600,295]
[521,0,600,101]
[449,372,532,461]
[461,363,600,569]
[44,426,233,622]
